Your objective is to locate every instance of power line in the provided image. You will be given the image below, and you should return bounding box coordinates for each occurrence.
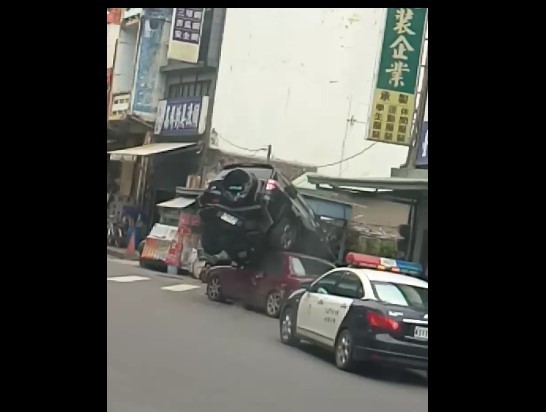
[315,142,378,168]
[216,133,265,153]
[215,131,378,168]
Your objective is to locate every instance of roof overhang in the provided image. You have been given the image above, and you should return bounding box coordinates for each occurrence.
[175,187,204,197]
[306,174,428,192]
[156,196,196,209]
[306,174,428,204]
[108,142,196,161]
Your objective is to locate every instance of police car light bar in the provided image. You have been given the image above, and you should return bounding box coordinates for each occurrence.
[346,252,422,276]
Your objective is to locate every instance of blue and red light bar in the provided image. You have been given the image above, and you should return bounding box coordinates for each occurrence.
[346,252,422,276]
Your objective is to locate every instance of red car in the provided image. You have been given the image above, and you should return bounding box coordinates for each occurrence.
[206,252,335,317]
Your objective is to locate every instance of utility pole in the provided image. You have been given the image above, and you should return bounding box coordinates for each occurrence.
[266,144,272,163]
[135,129,153,208]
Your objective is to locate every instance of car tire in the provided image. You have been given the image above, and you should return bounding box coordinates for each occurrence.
[265,291,282,318]
[280,306,300,346]
[269,217,299,251]
[199,266,210,283]
[335,329,357,371]
[207,274,225,302]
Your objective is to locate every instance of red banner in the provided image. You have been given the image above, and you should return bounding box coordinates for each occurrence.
[164,233,183,266]
[165,214,193,266]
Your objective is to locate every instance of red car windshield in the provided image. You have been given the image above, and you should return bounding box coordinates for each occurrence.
[289,256,334,278]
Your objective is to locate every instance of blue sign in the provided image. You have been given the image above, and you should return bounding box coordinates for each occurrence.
[415,121,428,167]
[154,97,208,136]
[131,11,171,119]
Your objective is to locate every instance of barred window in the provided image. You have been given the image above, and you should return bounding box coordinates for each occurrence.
[167,76,211,99]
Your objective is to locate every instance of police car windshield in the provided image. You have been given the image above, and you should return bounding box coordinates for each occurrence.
[372,282,428,310]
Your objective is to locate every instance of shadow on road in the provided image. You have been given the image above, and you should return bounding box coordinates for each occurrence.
[294,342,428,387]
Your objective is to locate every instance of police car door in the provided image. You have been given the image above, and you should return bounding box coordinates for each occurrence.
[297,271,344,345]
[320,271,365,346]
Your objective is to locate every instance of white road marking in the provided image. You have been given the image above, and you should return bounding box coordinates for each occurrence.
[107,276,150,283]
[161,284,201,292]
[107,258,140,267]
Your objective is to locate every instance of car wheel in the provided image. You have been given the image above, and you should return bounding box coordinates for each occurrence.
[335,329,357,371]
[199,266,209,283]
[280,306,300,346]
[207,275,225,302]
[270,217,299,251]
[265,291,282,318]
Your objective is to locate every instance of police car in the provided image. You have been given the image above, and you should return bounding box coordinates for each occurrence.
[279,253,428,374]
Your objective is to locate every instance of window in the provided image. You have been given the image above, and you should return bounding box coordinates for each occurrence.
[310,272,343,295]
[333,273,364,299]
[167,74,212,99]
[372,282,428,310]
[420,229,428,279]
[260,253,284,277]
[289,256,334,278]
[215,167,274,181]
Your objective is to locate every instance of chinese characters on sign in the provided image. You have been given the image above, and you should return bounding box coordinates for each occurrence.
[154,97,210,136]
[168,8,206,63]
[370,90,415,144]
[368,8,427,146]
[172,8,204,44]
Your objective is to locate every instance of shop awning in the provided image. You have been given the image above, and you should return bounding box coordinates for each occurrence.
[156,196,196,209]
[108,142,196,161]
[306,174,428,192]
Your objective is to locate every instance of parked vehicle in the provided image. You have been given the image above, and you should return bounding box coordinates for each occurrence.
[107,215,124,247]
[198,163,334,264]
[206,252,335,318]
[280,253,428,375]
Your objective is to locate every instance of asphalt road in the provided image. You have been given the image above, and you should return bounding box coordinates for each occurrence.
[107,257,428,412]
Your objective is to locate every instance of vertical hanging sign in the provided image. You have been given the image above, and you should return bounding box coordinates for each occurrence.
[167,8,205,64]
[368,8,427,146]
[415,121,428,167]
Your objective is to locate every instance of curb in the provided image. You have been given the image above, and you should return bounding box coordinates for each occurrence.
[106,247,139,261]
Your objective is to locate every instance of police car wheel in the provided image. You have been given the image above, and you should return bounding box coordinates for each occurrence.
[280,306,299,346]
[265,291,282,318]
[335,329,356,371]
[207,275,225,302]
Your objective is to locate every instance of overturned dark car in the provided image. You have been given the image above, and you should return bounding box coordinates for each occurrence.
[197,163,334,264]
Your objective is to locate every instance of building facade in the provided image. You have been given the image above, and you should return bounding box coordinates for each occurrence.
[107,8,428,246]
[107,8,227,227]
[207,8,412,179]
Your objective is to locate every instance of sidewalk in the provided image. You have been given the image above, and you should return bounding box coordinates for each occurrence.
[107,246,139,261]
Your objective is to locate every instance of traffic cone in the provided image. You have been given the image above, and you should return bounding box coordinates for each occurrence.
[126,231,136,258]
